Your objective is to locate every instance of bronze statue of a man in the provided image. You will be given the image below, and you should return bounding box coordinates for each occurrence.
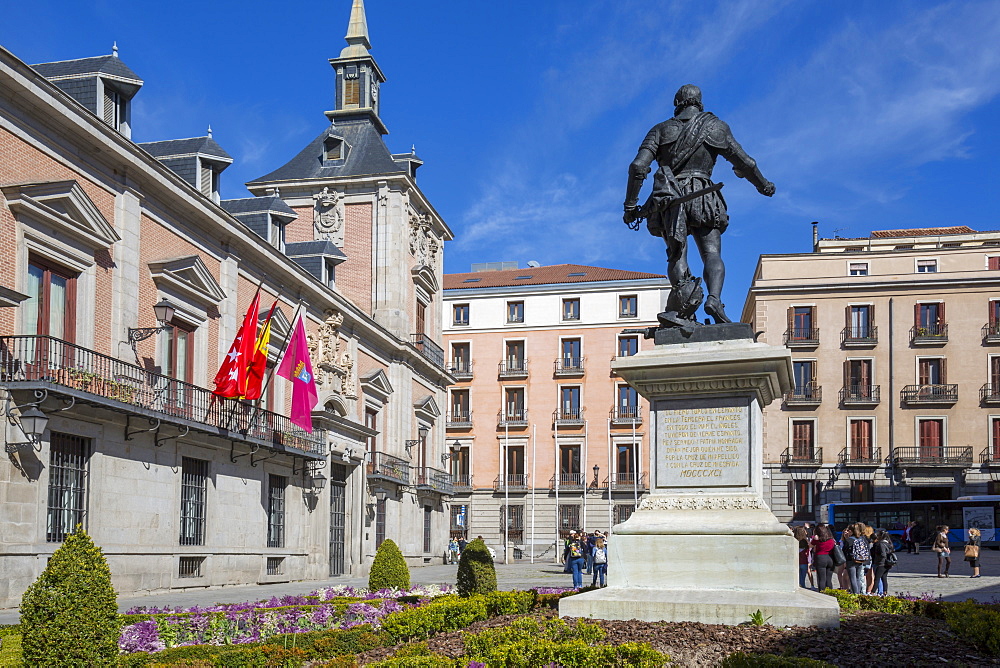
[624,84,774,326]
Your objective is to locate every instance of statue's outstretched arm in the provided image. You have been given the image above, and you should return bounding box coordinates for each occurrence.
[624,144,656,225]
[717,128,775,197]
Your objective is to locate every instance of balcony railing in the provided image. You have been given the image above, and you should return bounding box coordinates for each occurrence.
[449,359,473,381]
[981,384,1000,404]
[983,323,1000,344]
[610,406,642,425]
[452,474,474,491]
[602,472,647,491]
[410,334,445,369]
[0,335,325,456]
[414,467,454,495]
[446,410,473,428]
[552,408,585,426]
[549,473,585,490]
[781,447,823,467]
[367,451,410,485]
[892,446,972,467]
[785,383,822,406]
[497,408,528,427]
[840,447,882,467]
[498,359,528,378]
[901,384,958,404]
[783,328,819,347]
[980,447,1000,467]
[839,385,881,406]
[841,326,878,346]
[553,357,585,376]
[493,473,530,492]
[910,324,948,345]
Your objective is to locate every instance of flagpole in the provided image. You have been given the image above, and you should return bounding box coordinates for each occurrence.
[246,302,305,435]
[219,279,265,430]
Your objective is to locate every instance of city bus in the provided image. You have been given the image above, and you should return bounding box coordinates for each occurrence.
[818,496,1000,548]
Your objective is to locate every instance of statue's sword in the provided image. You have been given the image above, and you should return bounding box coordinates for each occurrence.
[627,181,724,230]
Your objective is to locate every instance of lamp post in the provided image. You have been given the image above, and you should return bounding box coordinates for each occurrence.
[4,405,49,453]
[592,464,600,488]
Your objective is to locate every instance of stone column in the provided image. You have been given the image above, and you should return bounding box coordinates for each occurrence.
[559,327,840,627]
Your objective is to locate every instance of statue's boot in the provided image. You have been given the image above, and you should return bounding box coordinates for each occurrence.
[705,295,732,324]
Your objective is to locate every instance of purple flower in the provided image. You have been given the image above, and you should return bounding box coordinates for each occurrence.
[119,621,165,654]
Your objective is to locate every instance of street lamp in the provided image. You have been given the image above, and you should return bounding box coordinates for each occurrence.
[442,438,462,463]
[128,298,176,361]
[592,464,600,487]
[405,424,431,457]
[4,405,49,453]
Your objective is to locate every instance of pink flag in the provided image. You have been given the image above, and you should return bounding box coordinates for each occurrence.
[276,314,318,433]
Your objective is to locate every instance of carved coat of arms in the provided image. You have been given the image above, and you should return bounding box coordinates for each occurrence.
[313,187,345,246]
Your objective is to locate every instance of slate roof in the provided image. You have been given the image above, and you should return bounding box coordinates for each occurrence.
[248,119,404,184]
[285,240,348,260]
[139,137,233,162]
[221,196,296,218]
[444,264,666,290]
[32,55,142,83]
[869,226,977,239]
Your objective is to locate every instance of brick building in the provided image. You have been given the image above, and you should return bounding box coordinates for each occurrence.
[743,225,1000,522]
[0,0,453,608]
[442,263,669,559]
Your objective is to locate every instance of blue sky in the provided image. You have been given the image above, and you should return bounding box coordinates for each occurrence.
[4,0,1000,310]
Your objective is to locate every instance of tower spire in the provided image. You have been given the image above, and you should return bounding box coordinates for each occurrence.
[340,0,371,58]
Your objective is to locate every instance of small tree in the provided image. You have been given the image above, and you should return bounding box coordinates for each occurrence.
[456,538,497,596]
[369,539,411,590]
[20,526,119,666]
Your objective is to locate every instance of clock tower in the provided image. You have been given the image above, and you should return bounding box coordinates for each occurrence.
[327,0,388,135]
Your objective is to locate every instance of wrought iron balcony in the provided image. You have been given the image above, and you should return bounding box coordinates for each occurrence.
[452,474,474,492]
[841,326,878,346]
[839,385,881,406]
[553,357,585,376]
[552,408,585,426]
[892,446,972,467]
[602,472,647,491]
[410,333,445,369]
[980,447,1000,467]
[910,324,948,345]
[414,467,453,495]
[901,384,958,405]
[840,447,882,467]
[497,408,528,427]
[610,406,642,426]
[549,473,585,490]
[781,447,823,467]
[785,383,822,406]
[0,335,325,457]
[448,359,473,381]
[983,323,1000,344]
[981,384,1000,404]
[498,358,528,378]
[446,410,473,428]
[783,328,819,347]
[367,451,410,486]
[493,473,529,492]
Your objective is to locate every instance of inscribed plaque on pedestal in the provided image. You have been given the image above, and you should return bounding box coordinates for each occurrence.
[654,396,750,488]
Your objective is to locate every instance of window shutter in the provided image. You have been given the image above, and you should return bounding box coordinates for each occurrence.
[809,306,817,333]
[914,303,920,327]
[990,256,1000,271]
[992,357,1000,387]
[993,418,1000,457]
[941,357,947,384]
[845,305,851,330]
[200,162,213,197]
[939,301,946,324]
[787,481,794,507]
[843,360,850,389]
[918,359,929,386]
[103,88,116,126]
[787,307,794,334]
[991,300,999,325]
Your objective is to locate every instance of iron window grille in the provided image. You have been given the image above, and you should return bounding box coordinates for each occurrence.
[266,556,284,576]
[613,504,635,525]
[46,432,90,543]
[179,457,208,546]
[178,556,204,578]
[267,475,287,548]
[375,498,387,548]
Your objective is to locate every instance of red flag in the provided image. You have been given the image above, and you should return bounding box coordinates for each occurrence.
[244,300,277,401]
[213,288,261,398]
[277,314,318,432]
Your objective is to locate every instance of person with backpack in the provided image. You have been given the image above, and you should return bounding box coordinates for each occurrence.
[810,524,837,591]
[842,523,871,594]
[564,532,587,588]
[591,536,609,587]
[933,525,952,577]
[870,529,896,595]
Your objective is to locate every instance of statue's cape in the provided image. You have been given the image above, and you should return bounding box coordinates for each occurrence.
[668,112,718,173]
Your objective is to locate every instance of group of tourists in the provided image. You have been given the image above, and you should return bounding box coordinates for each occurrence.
[563,530,609,589]
[795,522,984,595]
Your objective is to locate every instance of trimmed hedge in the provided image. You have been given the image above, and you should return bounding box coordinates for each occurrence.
[722,652,836,667]
[19,527,120,667]
[369,539,410,590]
[456,538,496,596]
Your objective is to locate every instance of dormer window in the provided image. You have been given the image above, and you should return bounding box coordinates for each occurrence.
[269,215,286,252]
[199,159,220,203]
[324,137,343,161]
[102,86,126,131]
[325,259,337,288]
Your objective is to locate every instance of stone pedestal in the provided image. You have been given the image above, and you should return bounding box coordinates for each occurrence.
[559,334,839,628]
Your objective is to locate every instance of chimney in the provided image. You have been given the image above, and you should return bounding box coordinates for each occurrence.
[812,221,819,252]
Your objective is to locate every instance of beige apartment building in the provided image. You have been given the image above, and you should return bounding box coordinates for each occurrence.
[743,225,1000,522]
[442,263,670,558]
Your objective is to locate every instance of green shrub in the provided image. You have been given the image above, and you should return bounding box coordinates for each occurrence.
[456,538,496,596]
[943,600,1000,657]
[483,590,533,616]
[0,630,23,667]
[310,627,385,658]
[382,595,488,642]
[19,527,120,667]
[368,539,410,590]
[722,652,836,667]
[369,656,457,668]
